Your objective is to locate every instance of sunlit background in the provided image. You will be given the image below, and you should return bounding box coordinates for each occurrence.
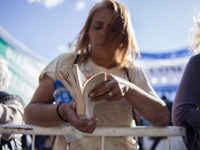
[0,0,200,105]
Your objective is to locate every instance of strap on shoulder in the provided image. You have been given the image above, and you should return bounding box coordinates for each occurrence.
[123,67,131,82]
[73,54,80,64]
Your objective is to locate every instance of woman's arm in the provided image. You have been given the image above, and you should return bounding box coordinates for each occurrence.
[24,75,97,133]
[172,55,200,127]
[0,98,24,140]
[24,75,62,126]
[89,74,170,127]
[124,80,169,127]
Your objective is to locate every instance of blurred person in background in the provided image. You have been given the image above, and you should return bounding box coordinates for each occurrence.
[0,57,25,150]
[24,0,169,149]
[34,135,55,150]
[172,12,200,150]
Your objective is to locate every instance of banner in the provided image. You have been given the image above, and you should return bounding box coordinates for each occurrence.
[0,37,47,105]
[135,50,193,100]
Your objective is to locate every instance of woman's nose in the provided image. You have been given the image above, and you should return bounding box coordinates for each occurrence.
[102,34,108,39]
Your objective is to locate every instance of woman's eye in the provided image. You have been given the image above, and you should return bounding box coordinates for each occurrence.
[95,26,101,30]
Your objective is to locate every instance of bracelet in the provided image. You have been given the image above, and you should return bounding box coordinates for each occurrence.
[56,103,69,122]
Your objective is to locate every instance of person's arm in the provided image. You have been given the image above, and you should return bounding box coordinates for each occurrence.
[89,74,169,127]
[172,55,200,127]
[123,79,169,127]
[0,97,24,140]
[24,75,97,133]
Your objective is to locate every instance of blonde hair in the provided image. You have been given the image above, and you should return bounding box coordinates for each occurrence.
[74,0,140,69]
[189,11,200,54]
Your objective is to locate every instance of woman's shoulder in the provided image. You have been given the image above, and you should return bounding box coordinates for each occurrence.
[55,52,77,62]
[39,52,78,81]
[50,52,77,66]
[190,53,200,62]
[128,61,143,73]
[185,54,200,69]
[127,61,146,82]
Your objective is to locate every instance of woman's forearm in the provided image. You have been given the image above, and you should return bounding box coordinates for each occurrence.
[24,103,67,127]
[125,83,169,127]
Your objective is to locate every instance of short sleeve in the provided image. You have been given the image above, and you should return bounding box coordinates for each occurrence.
[128,63,159,98]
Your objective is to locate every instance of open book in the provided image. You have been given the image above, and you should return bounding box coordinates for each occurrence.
[55,64,107,120]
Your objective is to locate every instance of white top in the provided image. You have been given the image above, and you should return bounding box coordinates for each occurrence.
[40,52,158,150]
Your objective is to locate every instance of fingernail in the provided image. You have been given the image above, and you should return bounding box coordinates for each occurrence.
[95,117,98,122]
[89,92,94,97]
[87,121,93,126]
[73,102,76,108]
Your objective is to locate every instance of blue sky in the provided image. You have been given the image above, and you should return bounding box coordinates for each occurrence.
[0,0,200,61]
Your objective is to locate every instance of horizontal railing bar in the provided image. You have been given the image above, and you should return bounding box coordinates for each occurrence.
[0,124,185,137]
[86,126,186,137]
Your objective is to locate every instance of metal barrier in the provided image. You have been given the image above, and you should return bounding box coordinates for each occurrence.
[0,124,185,150]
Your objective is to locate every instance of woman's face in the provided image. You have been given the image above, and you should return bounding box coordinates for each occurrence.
[89,8,116,59]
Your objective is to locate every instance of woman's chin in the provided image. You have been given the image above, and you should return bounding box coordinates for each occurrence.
[91,52,113,59]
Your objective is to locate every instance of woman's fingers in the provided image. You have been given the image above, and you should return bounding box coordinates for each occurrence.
[82,116,98,133]
[89,74,126,102]
[85,75,91,80]
[72,117,97,133]
[91,89,121,102]
[67,100,97,133]
[68,100,76,109]
[89,74,114,97]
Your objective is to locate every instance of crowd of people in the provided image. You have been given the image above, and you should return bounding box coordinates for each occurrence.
[0,0,200,150]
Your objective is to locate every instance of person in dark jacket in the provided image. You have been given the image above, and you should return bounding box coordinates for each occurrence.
[172,13,200,150]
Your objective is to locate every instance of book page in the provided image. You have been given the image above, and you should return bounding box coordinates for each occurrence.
[72,64,88,116]
[83,72,107,93]
[73,64,87,94]
[65,65,86,116]
[56,65,106,119]
[80,72,107,119]
[80,83,96,120]
[55,65,84,115]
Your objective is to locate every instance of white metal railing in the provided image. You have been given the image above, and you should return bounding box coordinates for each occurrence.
[0,124,186,150]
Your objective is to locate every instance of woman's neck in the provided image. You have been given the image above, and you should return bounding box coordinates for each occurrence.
[90,54,116,69]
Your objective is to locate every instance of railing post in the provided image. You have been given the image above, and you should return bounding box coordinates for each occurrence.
[66,143,70,150]
[0,134,2,146]
[101,136,105,150]
[135,136,138,150]
[168,136,171,150]
[31,134,35,150]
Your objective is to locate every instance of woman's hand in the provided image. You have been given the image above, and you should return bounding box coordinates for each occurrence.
[89,74,129,102]
[66,100,98,133]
